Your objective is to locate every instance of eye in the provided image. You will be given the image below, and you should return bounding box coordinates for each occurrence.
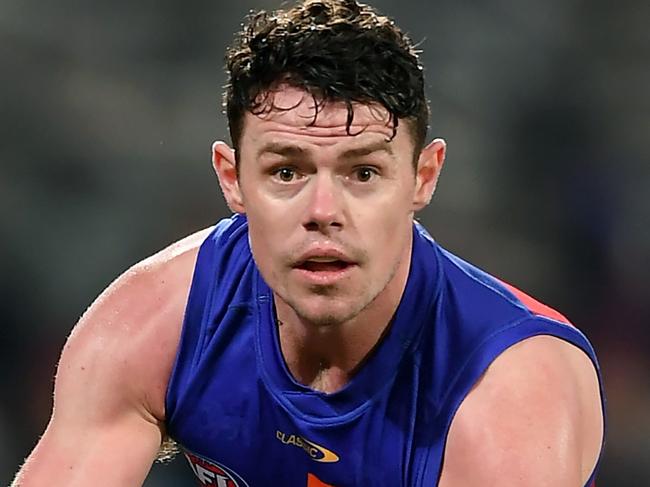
[353,167,378,182]
[272,167,299,183]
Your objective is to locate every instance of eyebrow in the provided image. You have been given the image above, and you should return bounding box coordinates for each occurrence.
[340,140,394,159]
[257,140,394,160]
[257,142,307,159]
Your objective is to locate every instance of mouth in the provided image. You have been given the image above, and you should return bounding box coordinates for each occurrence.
[292,257,357,285]
[296,259,351,272]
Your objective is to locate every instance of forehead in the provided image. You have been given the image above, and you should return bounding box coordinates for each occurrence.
[239,86,414,155]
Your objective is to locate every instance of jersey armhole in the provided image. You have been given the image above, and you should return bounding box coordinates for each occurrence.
[431,317,606,487]
[164,223,230,427]
[165,215,251,430]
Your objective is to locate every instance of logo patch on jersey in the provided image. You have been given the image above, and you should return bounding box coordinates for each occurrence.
[276,430,340,463]
[184,451,249,487]
[307,473,337,487]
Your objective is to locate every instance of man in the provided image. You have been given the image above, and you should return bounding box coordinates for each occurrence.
[13,0,604,486]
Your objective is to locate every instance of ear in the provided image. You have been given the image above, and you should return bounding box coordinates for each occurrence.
[212,140,245,214]
[413,138,446,211]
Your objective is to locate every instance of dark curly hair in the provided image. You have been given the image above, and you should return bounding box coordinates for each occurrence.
[224,0,429,163]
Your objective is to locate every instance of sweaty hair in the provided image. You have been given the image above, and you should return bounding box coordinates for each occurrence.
[224,0,429,160]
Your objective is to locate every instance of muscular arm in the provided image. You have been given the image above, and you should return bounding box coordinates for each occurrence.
[12,228,211,487]
[439,335,604,487]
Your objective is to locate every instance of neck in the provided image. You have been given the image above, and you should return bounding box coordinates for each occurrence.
[274,238,413,393]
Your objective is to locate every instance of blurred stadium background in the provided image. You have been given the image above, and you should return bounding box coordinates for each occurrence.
[1,0,648,485]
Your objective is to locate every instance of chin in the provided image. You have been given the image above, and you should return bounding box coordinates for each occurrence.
[290,296,370,327]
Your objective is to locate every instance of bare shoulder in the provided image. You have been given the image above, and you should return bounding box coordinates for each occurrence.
[12,227,214,487]
[57,226,214,423]
[439,335,604,487]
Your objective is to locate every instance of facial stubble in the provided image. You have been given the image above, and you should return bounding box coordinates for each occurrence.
[278,250,405,329]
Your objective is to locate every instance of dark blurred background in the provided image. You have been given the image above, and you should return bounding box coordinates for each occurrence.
[1,0,648,485]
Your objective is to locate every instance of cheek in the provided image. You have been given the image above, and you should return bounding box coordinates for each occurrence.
[362,216,410,265]
[247,216,294,284]
[248,222,278,267]
[362,194,412,236]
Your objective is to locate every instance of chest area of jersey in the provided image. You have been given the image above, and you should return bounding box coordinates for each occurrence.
[171,352,439,487]
[176,392,433,487]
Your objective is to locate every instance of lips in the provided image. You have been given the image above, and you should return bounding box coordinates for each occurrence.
[296,260,351,272]
[292,250,357,284]
[293,249,355,268]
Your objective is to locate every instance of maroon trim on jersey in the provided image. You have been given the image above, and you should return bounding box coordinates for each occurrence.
[500,281,599,487]
[499,280,571,325]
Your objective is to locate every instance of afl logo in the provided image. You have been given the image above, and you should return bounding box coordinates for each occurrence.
[184,451,249,487]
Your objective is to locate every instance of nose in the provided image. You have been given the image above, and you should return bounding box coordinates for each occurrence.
[302,172,344,233]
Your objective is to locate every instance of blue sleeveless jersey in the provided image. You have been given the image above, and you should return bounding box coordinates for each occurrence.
[165,214,604,487]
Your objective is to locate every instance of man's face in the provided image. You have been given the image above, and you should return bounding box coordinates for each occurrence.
[220,87,441,326]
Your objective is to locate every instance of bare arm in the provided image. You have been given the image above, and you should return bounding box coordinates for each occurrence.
[12,228,211,487]
[438,335,604,487]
